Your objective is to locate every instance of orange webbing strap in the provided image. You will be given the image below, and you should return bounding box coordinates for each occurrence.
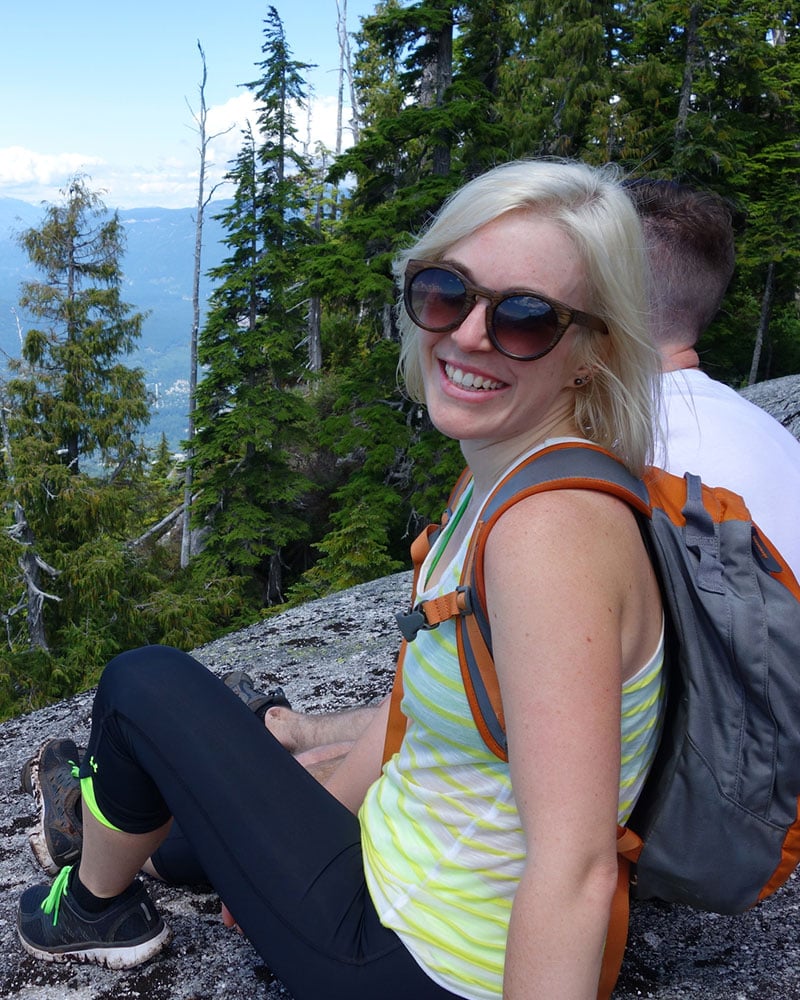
[382,520,443,766]
[598,855,631,1000]
[382,641,409,765]
[758,796,800,902]
[410,522,439,570]
[415,589,470,629]
[597,825,644,999]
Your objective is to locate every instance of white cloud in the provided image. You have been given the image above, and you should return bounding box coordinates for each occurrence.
[0,91,358,211]
[0,146,106,202]
[204,91,357,164]
[205,93,260,163]
[294,94,360,154]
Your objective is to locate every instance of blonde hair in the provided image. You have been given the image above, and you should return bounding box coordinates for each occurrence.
[394,159,660,474]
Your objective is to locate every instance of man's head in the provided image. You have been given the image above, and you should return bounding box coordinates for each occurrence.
[625,179,736,356]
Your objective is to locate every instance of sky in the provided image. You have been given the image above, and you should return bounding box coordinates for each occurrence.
[1,0,380,211]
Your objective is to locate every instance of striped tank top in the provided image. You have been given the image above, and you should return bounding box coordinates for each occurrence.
[359,453,666,999]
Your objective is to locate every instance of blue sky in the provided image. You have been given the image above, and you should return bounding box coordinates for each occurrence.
[1,1,379,210]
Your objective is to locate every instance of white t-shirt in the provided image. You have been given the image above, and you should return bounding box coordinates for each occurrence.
[655,368,800,579]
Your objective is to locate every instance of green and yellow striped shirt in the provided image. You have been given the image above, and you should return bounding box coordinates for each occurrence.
[360,452,666,999]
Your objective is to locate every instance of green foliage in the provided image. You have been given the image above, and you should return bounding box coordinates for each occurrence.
[0,177,251,722]
[287,340,463,603]
[0,647,75,721]
[134,564,249,652]
[287,341,408,600]
[190,11,318,605]
[11,175,149,474]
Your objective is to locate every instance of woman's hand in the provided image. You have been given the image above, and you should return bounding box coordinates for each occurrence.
[322,695,391,813]
[221,902,242,934]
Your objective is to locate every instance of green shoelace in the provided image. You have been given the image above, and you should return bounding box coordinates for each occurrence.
[41,864,72,926]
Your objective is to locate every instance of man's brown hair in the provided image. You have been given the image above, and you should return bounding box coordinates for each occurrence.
[625,179,736,347]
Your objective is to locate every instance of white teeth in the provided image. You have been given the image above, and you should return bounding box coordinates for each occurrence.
[445,363,503,391]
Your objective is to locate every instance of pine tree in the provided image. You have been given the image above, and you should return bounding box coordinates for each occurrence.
[10,176,149,475]
[614,3,800,382]
[3,176,150,641]
[0,177,161,700]
[191,10,317,605]
[497,1,619,162]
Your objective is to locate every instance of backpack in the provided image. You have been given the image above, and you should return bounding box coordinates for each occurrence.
[383,439,800,999]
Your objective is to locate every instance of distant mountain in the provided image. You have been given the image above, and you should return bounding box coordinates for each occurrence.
[0,197,230,451]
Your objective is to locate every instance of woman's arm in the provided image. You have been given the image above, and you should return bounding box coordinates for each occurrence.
[484,489,655,1000]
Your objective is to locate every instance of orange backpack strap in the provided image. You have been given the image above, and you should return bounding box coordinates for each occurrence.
[406,442,650,759]
[382,641,410,765]
[381,525,435,765]
[394,442,650,760]
[383,468,474,765]
[597,826,645,998]
[387,443,651,993]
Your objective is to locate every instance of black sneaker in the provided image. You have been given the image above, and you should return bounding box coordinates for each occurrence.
[222,670,291,717]
[18,866,171,968]
[21,739,84,876]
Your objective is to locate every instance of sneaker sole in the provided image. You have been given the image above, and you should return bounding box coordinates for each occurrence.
[17,919,172,969]
[25,756,61,877]
[24,749,82,877]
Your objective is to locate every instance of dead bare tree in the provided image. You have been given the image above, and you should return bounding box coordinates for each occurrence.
[748,261,775,386]
[336,0,361,148]
[674,4,702,151]
[304,0,362,376]
[181,41,233,569]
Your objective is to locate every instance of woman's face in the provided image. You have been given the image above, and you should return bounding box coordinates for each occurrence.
[415,210,594,462]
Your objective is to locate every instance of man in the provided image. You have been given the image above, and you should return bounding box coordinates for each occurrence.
[626,178,800,578]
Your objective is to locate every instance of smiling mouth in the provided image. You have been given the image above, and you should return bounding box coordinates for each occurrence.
[444,362,505,391]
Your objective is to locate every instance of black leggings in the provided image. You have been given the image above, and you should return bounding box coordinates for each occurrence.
[80,646,459,1000]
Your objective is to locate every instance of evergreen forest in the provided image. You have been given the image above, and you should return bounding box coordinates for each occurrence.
[1,1,798,720]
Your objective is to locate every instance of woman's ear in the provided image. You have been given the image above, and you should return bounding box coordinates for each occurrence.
[569,366,593,389]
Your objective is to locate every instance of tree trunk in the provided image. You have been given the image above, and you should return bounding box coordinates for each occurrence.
[748,260,775,386]
[337,0,360,147]
[675,3,702,150]
[336,0,346,155]
[267,551,284,605]
[182,42,212,569]
[15,505,60,652]
[307,294,323,371]
[419,6,454,177]
[307,184,323,372]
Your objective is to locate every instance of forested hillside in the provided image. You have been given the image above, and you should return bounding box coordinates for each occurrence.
[0,198,231,449]
[1,1,797,719]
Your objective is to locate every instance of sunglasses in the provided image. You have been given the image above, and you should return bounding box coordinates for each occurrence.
[403,259,609,362]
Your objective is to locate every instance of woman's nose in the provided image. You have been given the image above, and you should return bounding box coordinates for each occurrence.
[450,298,493,353]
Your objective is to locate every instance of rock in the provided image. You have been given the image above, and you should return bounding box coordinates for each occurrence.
[740,373,800,439]
[0,573,409,1000]
[2,568,800,998]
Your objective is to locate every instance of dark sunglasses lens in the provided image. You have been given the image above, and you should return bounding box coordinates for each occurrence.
[408,268,467,330]
[493,296,559,359]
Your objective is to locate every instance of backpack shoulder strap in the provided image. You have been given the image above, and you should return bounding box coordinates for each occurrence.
[448,442,652,1000]
[388,441,651,762]
[453,441,650,760]
[384,442,650,999]
[382,465,475,765]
